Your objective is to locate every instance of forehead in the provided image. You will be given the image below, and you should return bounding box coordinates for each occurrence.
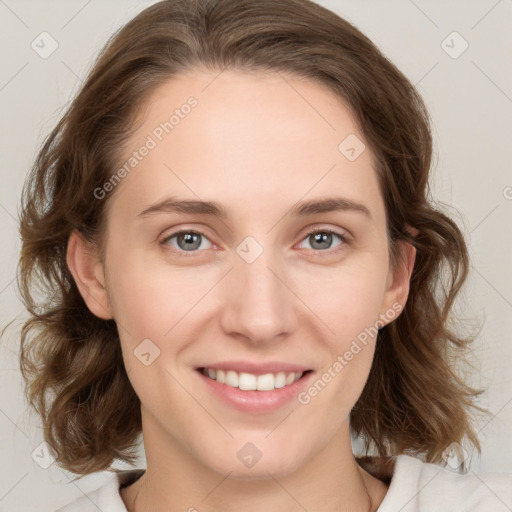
[106,68,383,224]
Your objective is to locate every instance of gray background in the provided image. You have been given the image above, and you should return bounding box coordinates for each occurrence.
[0,0,511,510]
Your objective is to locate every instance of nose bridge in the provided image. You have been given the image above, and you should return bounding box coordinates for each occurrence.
[219,236,297,343]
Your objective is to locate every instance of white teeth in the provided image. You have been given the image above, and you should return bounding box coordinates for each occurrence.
[274,372,287,389]
[257,373,275,391]
[202,368,304,391]
[225,370,238,387]
[239,372,257,390]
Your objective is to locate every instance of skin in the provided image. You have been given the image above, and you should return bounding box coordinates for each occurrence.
[67,68,416,512]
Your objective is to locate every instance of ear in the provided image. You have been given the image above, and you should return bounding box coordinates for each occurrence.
[66,229,113,320]
[379,230,417,325]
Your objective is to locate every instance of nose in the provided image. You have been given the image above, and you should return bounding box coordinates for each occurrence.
[218,246,298,345]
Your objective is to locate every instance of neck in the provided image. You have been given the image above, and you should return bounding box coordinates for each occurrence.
[125,412,387,512]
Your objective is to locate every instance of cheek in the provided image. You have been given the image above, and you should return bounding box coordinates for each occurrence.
[107,268,168,338]
[104,245,222,375]
[105,243,200,331]
[300,258,389,338]
[295,258,388,403]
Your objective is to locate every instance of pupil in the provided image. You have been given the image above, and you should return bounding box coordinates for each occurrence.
[312,232,331,250]
[179,233,200,251]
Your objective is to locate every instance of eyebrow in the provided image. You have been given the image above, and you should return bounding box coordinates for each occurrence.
[137,196,372,220]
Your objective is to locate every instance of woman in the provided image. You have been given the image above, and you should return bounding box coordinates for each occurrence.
[16,0,512,510]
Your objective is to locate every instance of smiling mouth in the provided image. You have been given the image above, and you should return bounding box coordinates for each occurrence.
[199,367,313,391]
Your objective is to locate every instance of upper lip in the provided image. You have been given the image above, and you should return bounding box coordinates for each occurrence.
[197,361,312,375]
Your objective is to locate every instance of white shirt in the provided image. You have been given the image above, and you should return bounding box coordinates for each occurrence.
[55,454,512,511]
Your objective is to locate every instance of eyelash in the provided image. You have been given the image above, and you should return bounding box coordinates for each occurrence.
[159,227,349,257]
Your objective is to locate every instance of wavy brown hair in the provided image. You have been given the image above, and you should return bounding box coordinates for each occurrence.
[14,0,487,477]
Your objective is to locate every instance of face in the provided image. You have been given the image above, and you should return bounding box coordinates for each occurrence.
[72,68,412,480]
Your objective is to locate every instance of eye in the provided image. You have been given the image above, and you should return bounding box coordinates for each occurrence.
[298,228,347,253]
[161,230,213,254]
[160,227,348,257]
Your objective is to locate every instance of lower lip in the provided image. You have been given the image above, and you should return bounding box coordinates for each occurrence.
[196,370,314,413]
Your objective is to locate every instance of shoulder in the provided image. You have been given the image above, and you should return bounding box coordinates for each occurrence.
[375,454,512,512]
[54,469,145,512]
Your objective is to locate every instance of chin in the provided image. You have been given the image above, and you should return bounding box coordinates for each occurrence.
[202,450,303,481]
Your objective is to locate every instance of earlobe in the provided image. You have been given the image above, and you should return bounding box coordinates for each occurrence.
[66,229,113,320]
